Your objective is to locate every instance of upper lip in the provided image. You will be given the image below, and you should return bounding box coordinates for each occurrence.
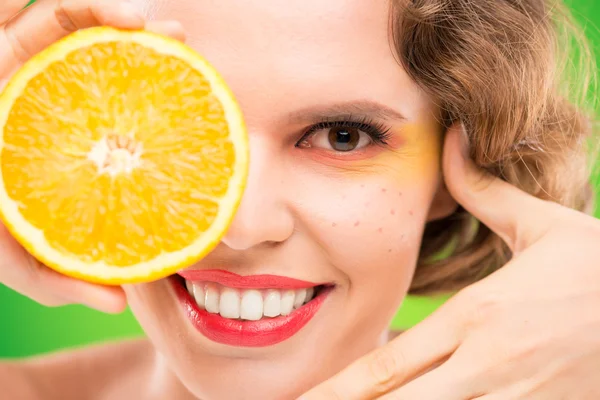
[177,269,324,290]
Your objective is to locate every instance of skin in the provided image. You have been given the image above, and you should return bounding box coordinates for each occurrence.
[304,127,600,400]
[123,1,453,399]
[3,0,600,399]
[0,0,455,399]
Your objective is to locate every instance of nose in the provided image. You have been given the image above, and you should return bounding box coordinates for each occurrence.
[221,136,295,250]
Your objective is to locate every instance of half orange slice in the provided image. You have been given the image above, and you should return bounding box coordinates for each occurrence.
[0,27,248,284]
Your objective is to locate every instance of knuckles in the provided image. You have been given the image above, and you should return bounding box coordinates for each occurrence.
[54,0,80,32]
[451,286,504,330]
[366,348,403,394]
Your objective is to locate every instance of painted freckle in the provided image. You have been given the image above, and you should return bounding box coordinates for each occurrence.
[388,249,392,253]
[409,211,414,216]
[390,209,396,215]
[360,184,365,188]
[332,222,337,227]
[381,188,387,193]
[378,227,383,233]
[398,192,402,197]
[354,221,360,227]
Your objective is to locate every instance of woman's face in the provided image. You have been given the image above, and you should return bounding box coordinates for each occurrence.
[125,0,453,398]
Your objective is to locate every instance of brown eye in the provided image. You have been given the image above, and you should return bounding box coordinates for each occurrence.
[298,122,381,152]
[328,127,360,152]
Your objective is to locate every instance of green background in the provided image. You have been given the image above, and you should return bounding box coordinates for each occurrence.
[1,0,599,359]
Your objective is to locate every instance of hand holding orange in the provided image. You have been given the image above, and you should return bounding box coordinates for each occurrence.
[0,0,248,312]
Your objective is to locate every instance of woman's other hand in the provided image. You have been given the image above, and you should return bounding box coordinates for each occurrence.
[300,123,600,399]
[0,0,185,313]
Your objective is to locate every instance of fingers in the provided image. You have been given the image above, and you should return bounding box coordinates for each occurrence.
[299,302,463,400]
[33,258,128,313]
[0,0,30,25]
[442,123,556,251]
[2,0,144,62]
[378,362,471,400]
[145,20,186,42]
[0,0,145,77]
[0,225,126,313]
[53,0,145,31]
[0,0,187,87]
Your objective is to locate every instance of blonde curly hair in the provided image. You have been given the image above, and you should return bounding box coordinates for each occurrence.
[392,0,599,294]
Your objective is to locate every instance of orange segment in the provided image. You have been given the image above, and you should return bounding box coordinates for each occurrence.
[0,27,248,284]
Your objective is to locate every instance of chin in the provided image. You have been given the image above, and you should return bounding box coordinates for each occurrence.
[125,269,402,400]
[178,358,331,400]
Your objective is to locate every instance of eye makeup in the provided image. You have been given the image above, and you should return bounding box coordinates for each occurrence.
[295,115,393,149]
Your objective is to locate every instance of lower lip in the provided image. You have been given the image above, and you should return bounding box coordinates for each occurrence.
[172,277,330,347]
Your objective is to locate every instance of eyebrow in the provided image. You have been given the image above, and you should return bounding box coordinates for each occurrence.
[287,100,406,124]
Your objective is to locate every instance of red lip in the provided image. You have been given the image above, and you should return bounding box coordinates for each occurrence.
[177,269,320,289]
[172,277,331,347]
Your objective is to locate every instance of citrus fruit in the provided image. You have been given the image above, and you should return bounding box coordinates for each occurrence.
[0,27,248,284]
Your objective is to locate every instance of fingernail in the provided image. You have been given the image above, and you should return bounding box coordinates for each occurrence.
[459,123,470,158]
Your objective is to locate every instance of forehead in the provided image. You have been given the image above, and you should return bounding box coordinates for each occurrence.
[133,0,430,120]
[139,0,391,41]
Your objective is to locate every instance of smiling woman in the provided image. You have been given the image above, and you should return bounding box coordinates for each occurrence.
[0,0,598,351]
[0,0,599,399]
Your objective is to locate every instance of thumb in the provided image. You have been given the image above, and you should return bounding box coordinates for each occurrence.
[0,0,30,25]
[442,123,556,251]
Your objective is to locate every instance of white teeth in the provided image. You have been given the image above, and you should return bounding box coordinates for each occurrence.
[205,283,220,314]
[263,290,281,317]
[240,290,263,321]
[219,288,240,319]
[192,283,206,308]
[280,290,295,316]
[293,288,307,309]
[184,280,318,320]
[305,287,314,302]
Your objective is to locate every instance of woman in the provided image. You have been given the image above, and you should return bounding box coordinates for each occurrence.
[2,0,600,399]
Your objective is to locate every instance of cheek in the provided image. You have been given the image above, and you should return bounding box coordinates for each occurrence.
[123,283,181,349]
[294,170,436,278]
[291,122,442,315]
[297,123,442,271]
[124,283,203,376]
[123,284,162,336]
[320,184,428,272]
[294,177,432,335]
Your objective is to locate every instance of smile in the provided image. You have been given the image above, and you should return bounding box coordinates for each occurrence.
[172,270,333,347]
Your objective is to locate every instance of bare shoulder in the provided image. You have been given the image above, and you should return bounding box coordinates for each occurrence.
[1,338,153,400]
[0,361,41,400]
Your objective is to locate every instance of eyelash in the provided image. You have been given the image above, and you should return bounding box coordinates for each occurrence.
[295,116,393,148]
